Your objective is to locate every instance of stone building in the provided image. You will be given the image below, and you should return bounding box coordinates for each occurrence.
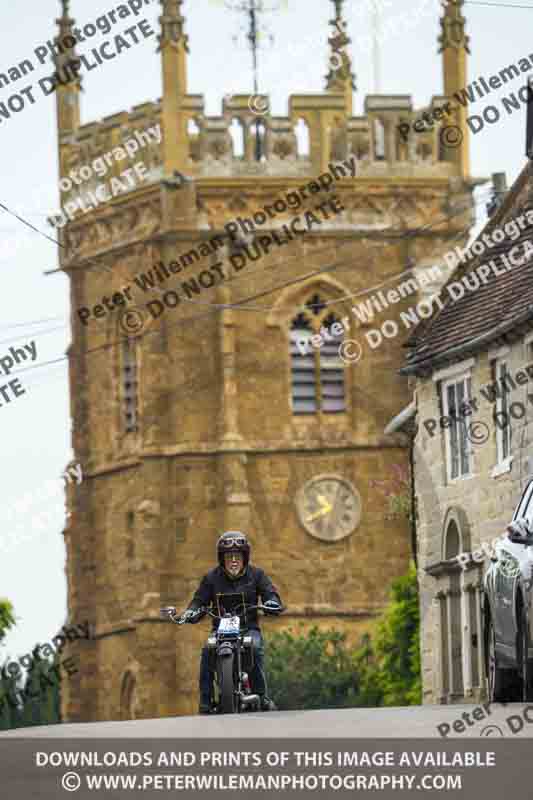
[400,156,533,704]
[55,0,477,720]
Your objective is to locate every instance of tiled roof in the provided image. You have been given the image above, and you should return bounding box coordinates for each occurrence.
[402,197,533,376]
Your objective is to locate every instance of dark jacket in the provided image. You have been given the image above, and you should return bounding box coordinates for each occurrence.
[187,565,282,630]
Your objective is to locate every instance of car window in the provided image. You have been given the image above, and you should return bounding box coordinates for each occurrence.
[514,481,533,521]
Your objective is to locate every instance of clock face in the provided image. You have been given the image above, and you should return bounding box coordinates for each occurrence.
[295,474,362,542]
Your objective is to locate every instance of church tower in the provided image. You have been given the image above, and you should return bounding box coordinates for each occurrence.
[58,0,479,719]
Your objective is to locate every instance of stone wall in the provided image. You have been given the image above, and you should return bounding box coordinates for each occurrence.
[415,341,533,704]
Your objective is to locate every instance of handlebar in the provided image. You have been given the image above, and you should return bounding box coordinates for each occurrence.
[202,602,284,621]
[160,602,284,625]
[202,603,264,621]
[160,606,183,624]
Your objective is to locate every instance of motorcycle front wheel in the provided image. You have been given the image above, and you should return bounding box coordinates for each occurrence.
[217,655,237,714]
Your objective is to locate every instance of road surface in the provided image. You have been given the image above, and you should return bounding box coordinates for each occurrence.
[1,702,532,737]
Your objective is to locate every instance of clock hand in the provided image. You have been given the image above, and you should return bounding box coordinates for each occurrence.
[306,494,333,523]
[326,483,342,540]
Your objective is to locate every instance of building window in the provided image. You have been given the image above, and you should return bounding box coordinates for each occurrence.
[442,374,472,481]
[289,294,346,415]
[122,338,139,433]
[525,338,533,378]
[494,360,512,464]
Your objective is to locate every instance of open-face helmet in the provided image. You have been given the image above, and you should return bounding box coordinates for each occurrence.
[217,531,250,578]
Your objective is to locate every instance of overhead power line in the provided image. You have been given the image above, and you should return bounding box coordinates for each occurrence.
[7,189,493,387]
[465,1,533,8]
[3,188,490,340]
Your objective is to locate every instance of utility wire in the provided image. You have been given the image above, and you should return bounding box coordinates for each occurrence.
[0,186,490,343]
[6,187,491,357]
[465,1,533,7]
[169,196,490,313]
[114,186,490,316]
[7,189,493,382]
[0,316,65,332]
[0,203,61,248]
[0,326,67,348]
[0,200,113,277]
[1,188,490,353]
[56,188,493,316]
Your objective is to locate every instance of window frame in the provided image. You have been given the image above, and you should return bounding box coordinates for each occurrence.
[289,297,348,417]
[121,336,140,434]
[442,372,473,483]
[493,358,512,466]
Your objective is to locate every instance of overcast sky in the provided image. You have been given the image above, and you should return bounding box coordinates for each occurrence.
[0,0,529,663]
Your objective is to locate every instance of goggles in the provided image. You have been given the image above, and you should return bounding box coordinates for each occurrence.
[219,536,247,549]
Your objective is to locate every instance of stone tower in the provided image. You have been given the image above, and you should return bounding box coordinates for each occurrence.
[58,0,478,719]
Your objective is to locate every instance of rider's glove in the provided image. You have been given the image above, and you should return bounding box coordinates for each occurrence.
[263,600,281,615]
[182,608,202,623]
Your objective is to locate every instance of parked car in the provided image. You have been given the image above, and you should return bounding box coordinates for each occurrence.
[483,477,533,702]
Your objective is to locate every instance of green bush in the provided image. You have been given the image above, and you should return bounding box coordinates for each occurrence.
[264,564,421,710]
[355,563,421,706]
[265,625,362,710]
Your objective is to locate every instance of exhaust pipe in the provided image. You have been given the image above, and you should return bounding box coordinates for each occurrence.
[240,693,260,706]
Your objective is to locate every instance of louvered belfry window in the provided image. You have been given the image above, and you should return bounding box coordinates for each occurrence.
[122,338,138,433]
[290,294,346,415]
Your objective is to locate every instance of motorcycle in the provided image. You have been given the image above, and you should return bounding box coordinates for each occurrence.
[161,598,283,714]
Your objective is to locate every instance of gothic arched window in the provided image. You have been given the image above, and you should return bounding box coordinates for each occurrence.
[121,338,139,433]
[289,294,346,415]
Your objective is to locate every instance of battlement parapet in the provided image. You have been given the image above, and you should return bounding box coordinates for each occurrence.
[59,91,458,203]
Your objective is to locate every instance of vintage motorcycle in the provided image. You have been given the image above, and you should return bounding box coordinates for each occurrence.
[161,598,283,714]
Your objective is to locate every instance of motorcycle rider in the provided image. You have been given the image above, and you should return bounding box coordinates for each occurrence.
[180,531,283,714]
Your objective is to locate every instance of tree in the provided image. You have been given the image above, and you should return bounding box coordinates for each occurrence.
[0,599,15,644]
[0,603,61,730]
[18,651,61,728]
[0,598,18,729]
[0,648,61,730]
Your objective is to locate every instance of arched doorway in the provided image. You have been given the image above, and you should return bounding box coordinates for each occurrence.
[443,518,464,701]
[120,670,139,720]
[430,506,484,703]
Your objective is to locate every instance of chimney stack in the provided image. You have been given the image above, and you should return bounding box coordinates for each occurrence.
[486,172,508,218]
